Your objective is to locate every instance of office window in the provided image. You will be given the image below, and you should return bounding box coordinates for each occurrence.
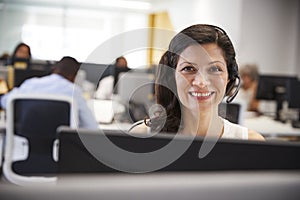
[1,3,148,67]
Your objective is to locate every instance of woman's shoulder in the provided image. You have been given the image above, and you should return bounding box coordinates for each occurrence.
[248,129,265,141]
[223,118,264,141]
[129,121,149,134]
[222,118,248,139]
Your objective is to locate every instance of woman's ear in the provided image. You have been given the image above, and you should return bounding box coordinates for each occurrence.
[226,76,241,103]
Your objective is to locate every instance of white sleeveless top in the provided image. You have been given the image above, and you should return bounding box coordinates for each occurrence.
[221,118,248,140]
[130,118,248,140]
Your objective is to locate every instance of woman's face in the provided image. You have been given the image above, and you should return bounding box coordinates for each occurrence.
[15,45,30,59]
[116,58,127,68]
[175,43,228,112]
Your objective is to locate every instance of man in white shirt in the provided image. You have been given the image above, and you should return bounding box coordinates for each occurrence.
[0,56,98,129]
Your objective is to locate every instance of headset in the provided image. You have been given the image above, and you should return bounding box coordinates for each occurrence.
[225,61,241,103]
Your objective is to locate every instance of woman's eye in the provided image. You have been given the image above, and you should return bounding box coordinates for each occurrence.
[208,65,223,73]
[181,66,196,72]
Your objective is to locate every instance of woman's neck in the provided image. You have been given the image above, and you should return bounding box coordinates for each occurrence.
[181,106,223,138]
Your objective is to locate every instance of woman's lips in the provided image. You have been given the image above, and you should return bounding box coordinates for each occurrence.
[189,91,215,101]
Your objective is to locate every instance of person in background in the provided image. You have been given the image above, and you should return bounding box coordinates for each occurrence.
[0,43,32,92]
[0,53,10,93]
[130,24,264,141]
[95,56,130,99]
[0,52,10,64]
[113,56,130,88]
[0,56,98,129]
[234,64,260,112]
[11,42,31,61]
[115,56,128,67]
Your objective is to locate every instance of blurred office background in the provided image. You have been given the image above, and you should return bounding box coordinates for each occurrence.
[1,1,300,189]
[0,0,299,75]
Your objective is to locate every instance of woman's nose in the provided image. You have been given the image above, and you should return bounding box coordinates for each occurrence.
[192,71,210,87]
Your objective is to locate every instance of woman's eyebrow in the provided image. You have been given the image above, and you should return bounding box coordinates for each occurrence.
[179,61,226,67]
[178,61,197,66]
[208,60,226,67]
[208,61,226,66]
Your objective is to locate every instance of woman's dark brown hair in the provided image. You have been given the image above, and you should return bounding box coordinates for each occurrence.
[148,24,240,133]
[12,42,32,60]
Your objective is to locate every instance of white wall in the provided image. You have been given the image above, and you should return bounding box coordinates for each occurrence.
[1,0,299,75]
[296,1,300,76]
[238,0,299,76]
[166,0,243,48]
[152,0,300,76]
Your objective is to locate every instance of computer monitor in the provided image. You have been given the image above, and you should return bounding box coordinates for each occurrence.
[11,58,30,69]
[112,66,131,94]
[117,71,155,105]
[218,102,242,124]
[256,75,297,121]
[0,66,9,82]
[0,66,9,94]
[29,59,56,71]
[288,78,300,128]
[57,127,300,174]
[79,63,113,87]
[13,60,53,87]
[288,78,300,109]
[116,71,155,121]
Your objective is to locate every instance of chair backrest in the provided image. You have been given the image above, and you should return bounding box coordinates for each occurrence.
[3,93,78,186]
[218,102,244,124]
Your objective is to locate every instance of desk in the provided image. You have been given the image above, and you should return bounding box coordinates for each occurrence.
[1,171,300,200]
[99,122,132,132]
[97,115,300,139]
[0,111,5,168]
[99,115,300,138]
[244,115,300,137]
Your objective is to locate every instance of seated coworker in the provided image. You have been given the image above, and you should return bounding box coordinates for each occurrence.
[0,56,98,129]
[131,24,264,141]
[95,56,130,99]
[12,42,32,60]
[234,64,260,112]
[8,42,32,67]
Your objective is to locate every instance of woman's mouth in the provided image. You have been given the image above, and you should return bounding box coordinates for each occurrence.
[189,91,215,100]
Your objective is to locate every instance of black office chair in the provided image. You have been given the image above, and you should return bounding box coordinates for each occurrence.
[218,102,243,124]
[3,94,78,185]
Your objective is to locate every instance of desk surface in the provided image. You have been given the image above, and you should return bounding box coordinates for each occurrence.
[99,122,132,132]
[1,109,300,137]
[99,115,300,137]
[244,115,300,136]
[1,171,300,200]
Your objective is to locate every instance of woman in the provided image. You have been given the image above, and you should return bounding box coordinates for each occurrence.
[10,42,31,65]
[131,24,264,141]
[12,42,31,60]
[235,64,260,112]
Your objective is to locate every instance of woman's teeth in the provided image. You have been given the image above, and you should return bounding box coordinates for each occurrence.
[190,92,213,97]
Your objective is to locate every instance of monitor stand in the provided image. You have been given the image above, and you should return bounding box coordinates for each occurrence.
[274,86,286,122]
[291,112,300,128]
[275,97,284,121]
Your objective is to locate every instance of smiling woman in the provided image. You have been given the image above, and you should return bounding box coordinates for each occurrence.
[175,44,228,112]
[131,24,264,141]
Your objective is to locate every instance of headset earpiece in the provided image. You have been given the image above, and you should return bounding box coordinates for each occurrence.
[226,76,241,103]
[225,62,240,103]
